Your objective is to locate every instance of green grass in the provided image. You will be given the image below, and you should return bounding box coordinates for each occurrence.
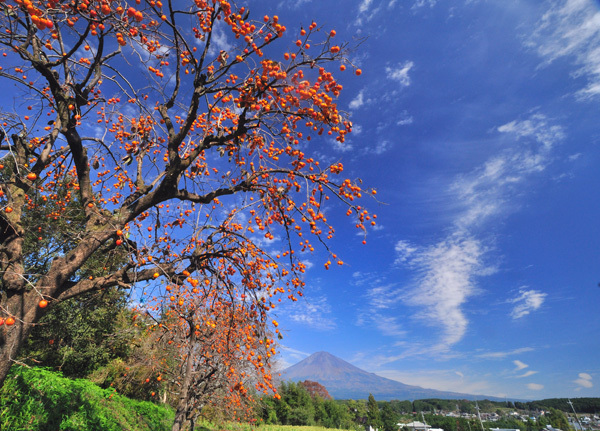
[0,365,174,431]
[260,426,351,431]
[208,423,352,431]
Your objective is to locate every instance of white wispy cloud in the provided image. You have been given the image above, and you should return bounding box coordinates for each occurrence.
[386,61,415,87]
[285,0,312,9]
[574,372,593,389]
[355,0,380,27]
[395,240,418,264]
[331,139,354,153]
[397,110,414,126]
[477,347,535,359]
[510,288,547,319]
[527,383,544,390]
[400,235,489,350]
[517,370,539,378]
[349,89,367,110]
[301,259,314,271]
[514,360,528,370]
[360,281,406,337]
[369,140,392,155]
[207,21,233,56]
[359,0,374,13]
[275,346,310,371]
[371,314,407,337]
[497,113,565,150]
[512,360,539,378]
[385,114,563,354]
[452,113,564,230]
[526,0,600,99]
[288,296,336,330]
[412,0,438,9]
[366,283,404,310]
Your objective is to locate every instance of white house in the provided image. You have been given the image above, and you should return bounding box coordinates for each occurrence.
[401,421,432,431]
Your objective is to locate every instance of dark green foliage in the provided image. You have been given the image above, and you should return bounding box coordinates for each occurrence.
[259,381,354,429]
[423,414,478,431]
[527,398,600,414]
[387,400,413,415]
[20,180,128,286]
[381,402,400,431]
[545,408,570,431]
[487,415,527,431]
[413,399,477,414]
[258,396,279,424]
[16,180,134,379]
[276,381,316,425]
[20,288,135,378]
[319,399,353,429]
[88,357,164,403]
[0,366,174,431]
[346,399,368,422]
[367,393,383,430]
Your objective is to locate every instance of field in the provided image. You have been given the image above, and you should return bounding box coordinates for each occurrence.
[211,425,351,431]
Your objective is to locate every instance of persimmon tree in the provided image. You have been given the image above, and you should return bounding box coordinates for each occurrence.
[144,281,277,429]
[0,0,374,426]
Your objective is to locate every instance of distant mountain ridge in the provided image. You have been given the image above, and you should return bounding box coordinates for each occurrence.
[280,351,503,401]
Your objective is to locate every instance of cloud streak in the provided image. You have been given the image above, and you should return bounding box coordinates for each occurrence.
[388,113,564,354]
[395,113,565,351]
[526,0,600,99]
[574,372,593,389]
[517,370,538,378]
[514,360,528,371]
[386,61,415,87]
[349,90,366,110]
[400,236,488,350]
[477,347,535,359]
[288,296,336,331]
[527,383,544,390]
[510,288,547,319]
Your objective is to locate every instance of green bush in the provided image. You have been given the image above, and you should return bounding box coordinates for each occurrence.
[0,365,174,431]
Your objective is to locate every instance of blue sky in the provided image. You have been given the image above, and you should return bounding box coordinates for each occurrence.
[248,0,600,400]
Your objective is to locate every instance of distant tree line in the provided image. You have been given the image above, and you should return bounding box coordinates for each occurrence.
[395,398,600,415]
[517,399,600,414]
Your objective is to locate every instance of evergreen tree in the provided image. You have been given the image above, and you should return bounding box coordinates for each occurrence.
[276,381,315,426]
[382,402,400,431]
[367,393,383,430]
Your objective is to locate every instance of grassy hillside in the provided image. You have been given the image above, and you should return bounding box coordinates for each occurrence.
[0,365,174,431]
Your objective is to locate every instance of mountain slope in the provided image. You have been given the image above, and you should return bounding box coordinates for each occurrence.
[281,351,499,401]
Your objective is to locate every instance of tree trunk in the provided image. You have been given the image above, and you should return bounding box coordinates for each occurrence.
[0,289,44,385]
[171,333,196,431]
[171,409,188,431]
